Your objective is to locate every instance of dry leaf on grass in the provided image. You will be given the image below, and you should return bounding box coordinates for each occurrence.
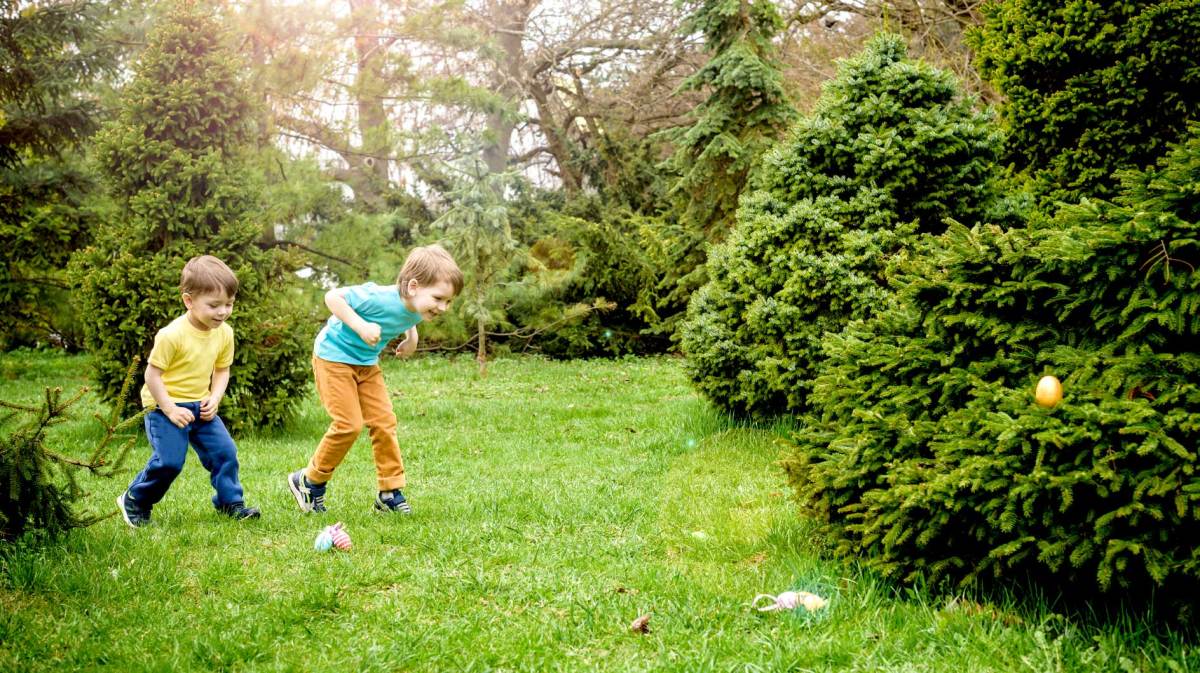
[629,613,651,633]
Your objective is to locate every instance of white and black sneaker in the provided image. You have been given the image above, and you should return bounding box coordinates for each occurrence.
[117,491,151,528]
[287,470,327,513]
[374,489,412,515]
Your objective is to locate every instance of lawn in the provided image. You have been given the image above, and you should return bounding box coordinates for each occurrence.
[0,351,1194,672]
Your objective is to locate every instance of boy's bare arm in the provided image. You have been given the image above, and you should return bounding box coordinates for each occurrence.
[146,364,195,428]
[326,289,381,346]
[200,367,229,421]
[395,326,418,358]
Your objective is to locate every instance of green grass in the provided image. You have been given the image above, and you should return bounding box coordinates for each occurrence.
[0,351,1196,672]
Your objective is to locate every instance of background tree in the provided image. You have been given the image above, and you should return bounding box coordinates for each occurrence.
[970,0,1200,203]
[431,162,520,373]
[655,0,798,333]
[70,0,311,429]
[0,0,118,349]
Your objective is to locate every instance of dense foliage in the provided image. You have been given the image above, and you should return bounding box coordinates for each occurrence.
[971,0,1200,204]
[508,205,672,358]
[681,35,1006,418]
[0,0,116,349]
[784,130,1200,597]
[70,1,310,430]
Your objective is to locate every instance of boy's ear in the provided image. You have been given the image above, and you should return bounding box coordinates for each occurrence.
[181,292,193,309]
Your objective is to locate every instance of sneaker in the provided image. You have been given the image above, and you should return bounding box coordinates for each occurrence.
[117,491,151,528]
[374,489,412,515]
[217,502,261,520]
[287,470,327,513]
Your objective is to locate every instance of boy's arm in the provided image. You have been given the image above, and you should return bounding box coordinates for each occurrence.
[394,326,418,358]
[145,364,195,428]
[326,288,381,346]
[199,367,229,421]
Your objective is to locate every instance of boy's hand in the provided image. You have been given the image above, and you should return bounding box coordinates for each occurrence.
[199,397,220,421]
[395,328,418,358]
[356,322,382,347]
[163,404,195,428]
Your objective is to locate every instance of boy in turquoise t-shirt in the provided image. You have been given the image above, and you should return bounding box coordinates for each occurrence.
[288,244,462,515]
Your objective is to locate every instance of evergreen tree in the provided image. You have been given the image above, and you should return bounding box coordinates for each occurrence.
[681,34,1006,418]
[657,0,797,332]
[785,128,1200,598]
[1,0,117,348]
[1,363,143,541]
[432,162,521,374]
[970,0,1200,204]
[70,1,310,430]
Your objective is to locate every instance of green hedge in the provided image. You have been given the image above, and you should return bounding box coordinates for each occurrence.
[971,0,1200,203]
[785,129,1200,596]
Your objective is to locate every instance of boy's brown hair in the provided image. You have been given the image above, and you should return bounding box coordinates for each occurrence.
[180,255,239,298]
[397,244,463,297]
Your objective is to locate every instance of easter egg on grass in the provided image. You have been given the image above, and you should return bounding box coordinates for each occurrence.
[1035,375,1062,408]
[314,530,334,551]
[313,523,352,551]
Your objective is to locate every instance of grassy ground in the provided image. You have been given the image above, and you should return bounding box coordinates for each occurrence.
[0,351,1195,672]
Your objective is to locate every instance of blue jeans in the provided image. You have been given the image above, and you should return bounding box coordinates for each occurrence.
[126,402,246,509]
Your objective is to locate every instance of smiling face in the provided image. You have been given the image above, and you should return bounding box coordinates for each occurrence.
[183,290,235,331]
[402,278,456,321]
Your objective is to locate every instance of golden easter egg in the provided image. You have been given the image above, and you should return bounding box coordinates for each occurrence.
[1035,375,1062,408]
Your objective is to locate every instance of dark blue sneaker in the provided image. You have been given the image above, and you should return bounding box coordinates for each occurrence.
[374,489,412,515]
[287,470,327,513]
[117,491,151,528]
[217,502,261,520]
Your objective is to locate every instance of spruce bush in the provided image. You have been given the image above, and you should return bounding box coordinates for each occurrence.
[70,2,310,430]
[970,0,1200,204]
[784,129,1200,596]
[681,35,1005,418]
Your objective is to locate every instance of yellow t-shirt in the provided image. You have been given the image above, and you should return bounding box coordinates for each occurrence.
[139,315,235,408]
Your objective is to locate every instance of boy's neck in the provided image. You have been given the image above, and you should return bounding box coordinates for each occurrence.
[186,311,213,331]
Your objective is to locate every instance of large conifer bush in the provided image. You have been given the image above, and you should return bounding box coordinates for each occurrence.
[970,0,1200,204]
[70,1,310,430]
[784,129,1200,596]
[681,35,1005,418]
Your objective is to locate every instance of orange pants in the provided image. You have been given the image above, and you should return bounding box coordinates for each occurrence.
[306,357,406,491]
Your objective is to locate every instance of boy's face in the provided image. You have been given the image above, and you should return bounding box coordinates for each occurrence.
[183,290,235,331]
[404,279,455,321]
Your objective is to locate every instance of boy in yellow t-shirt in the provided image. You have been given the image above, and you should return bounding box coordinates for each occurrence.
[117,255,260,527]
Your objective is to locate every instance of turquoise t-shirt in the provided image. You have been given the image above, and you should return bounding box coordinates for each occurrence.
[314,282,423,365]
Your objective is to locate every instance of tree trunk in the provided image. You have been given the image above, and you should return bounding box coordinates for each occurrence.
[482,0,534,173]
[476,315,488,377]
[528,81,581,194]
[349,0,391,211]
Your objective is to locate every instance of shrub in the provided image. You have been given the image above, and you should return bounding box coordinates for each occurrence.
[681,34,1005,418]
[970,0,1200,204]
[784,129,1200,597]
[506,206,671,358]
[70,2,310,431]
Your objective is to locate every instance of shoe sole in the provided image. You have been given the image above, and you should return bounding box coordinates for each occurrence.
[116,492,142,529]
[286,472,314,513]
[373,502,413,515]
